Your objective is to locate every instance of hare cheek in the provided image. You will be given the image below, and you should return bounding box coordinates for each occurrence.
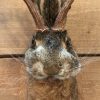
[32,62,44,74]
[32,62,48,79]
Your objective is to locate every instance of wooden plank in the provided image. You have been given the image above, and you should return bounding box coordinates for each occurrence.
[0,57,100,100]
[67,0,100,54]
[0,0,35,55]
[77,57,100,100]
[0,58,27,100]
[0,0,100,55]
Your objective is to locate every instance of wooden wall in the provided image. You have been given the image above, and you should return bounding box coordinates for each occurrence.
[0,0,100,100]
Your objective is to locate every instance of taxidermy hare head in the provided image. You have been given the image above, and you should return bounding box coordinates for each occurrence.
[24,0,81,80]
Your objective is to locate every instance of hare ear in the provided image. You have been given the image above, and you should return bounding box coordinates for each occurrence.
[24,0,47,30]
[52,0,74,30]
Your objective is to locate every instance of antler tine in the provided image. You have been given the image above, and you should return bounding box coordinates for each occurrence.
[53,0,74,30]
[24,0,47,30]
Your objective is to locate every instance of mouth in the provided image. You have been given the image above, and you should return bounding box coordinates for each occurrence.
[43,65,61,75]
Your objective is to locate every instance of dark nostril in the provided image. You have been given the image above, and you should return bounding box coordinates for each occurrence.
[47,39,51,45]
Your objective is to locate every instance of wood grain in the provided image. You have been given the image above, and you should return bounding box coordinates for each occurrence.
[67,0,100,54]
[0,0,100,55]
[0,58,27,100]
[0,0,35,55]
[77,57,100,100]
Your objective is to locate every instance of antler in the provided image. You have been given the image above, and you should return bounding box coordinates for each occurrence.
[53,0,74,30]
[24,0,47,30]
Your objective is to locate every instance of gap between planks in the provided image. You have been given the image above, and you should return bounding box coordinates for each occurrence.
[0,54,100,59]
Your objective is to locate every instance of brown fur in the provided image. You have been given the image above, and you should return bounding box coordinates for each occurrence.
[28,77,74,100]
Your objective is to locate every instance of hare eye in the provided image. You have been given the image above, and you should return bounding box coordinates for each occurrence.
[36,32,43,40]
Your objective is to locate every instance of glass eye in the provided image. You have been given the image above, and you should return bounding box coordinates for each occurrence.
[35,32,43,40]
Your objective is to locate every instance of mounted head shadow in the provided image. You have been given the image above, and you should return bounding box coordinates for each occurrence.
[24,0,81,80]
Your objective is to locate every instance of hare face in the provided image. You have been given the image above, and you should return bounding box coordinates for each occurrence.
[25,30,81,80]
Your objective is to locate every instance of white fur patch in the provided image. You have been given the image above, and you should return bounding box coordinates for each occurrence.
[59,48,73,61]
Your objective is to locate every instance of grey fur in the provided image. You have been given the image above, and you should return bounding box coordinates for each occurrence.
[25,45,81,80]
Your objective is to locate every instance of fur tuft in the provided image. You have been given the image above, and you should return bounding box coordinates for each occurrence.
[35,0,60,27]
[43,0,59,27]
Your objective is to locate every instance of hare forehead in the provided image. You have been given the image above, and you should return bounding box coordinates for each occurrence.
[35,46,72,63]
